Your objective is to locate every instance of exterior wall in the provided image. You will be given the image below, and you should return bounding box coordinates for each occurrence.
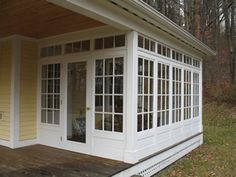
[19,40,38,141]
[0,40,12,141]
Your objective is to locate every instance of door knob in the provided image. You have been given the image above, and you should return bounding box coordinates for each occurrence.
[86,107,91,111]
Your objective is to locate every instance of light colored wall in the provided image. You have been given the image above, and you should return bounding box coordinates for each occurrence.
[0,40,12,140]
[19,40,38,141]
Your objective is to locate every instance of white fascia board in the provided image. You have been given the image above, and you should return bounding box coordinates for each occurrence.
[117,0,216,56]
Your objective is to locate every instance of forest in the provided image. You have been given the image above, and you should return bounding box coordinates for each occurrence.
[144,0,236,102]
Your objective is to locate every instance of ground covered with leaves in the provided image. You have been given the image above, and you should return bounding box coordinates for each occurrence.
[155,102,236,177]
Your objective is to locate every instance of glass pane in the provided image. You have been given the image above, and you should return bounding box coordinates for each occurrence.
[105,77,113,94]
[150,61,153,77]
[95,114,103,130]
[150,41,155,52]
[67,62,86,143]
[41,95,47,108]
[138,58,143,75]
[47,110,53,124]
[149,113,153,129]
[158,63,162,78]
[137,114,142,132]
[54,64,60,78]
[73,42,81,52]
[95,96,103,112]
[145,38,149,50]
[96,60,103,76]
[48,64,54,78]
[149,96,153,111]
[81,40,90,51]
[137,96,143,113]
[104,96,112,112]
[48,80,53,93]
[115,57,124,75]
[54,95,60,109]
[144,60,149,76]
[114,115,123,132]
[104,114,112,131]
[41,80,47,93]
[41,110,46,123]
[144,114,148,130]
[48,46,54,56]
[42,65,47,78]
[114,77,123,94]
[150,78,153,94]
[115,35,125,47]
[48,95,53,108]
[144,96,148,112]
[95,38,103,50]
[158,44,162,54]
[138,36,143,48]
[138,77,143,94]
[104,36,114,49]
[144,78,148,94]
[54,79,60,93]
[157,112,161,127]
[114,96,123,113]
[65,43,73,54]
[95,78,103,94]
[54,110,60,125]
[105,58,113,75]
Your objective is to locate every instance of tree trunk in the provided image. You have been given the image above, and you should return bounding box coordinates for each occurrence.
[231,0,236,84]
[193,0,201,39]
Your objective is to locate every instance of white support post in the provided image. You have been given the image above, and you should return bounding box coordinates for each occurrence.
[199,60,203,144]
[124,31,138,163]
[10,36,21,148]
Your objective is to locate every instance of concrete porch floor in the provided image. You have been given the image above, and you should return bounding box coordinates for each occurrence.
[0,145,131,177]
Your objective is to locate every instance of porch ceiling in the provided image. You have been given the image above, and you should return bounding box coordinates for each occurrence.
[0,0,105,39]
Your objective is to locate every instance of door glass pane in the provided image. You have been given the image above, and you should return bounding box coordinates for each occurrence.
[67,62,86,143]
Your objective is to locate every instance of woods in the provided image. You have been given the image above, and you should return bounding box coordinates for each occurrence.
[144,0,236,88]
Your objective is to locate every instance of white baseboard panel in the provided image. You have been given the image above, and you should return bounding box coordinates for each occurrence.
[14,139,38,148]
[0,139,11,148]
[112,133,203,177]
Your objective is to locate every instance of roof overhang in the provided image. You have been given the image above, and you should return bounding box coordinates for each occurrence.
[48,0,216,56]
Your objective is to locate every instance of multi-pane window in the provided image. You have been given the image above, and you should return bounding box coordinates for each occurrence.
[184,70,191,120]
[193,73,200,117]
[137,58,154,132]
[94,35,126,50]
[172,67,182,123]
[94,57,124,132]
[157,63,170,127]
[41,64,60,125]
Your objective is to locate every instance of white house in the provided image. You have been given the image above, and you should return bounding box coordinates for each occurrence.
[0,0,215,176]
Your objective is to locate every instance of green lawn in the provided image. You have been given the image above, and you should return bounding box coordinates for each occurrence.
[155,102,236,177]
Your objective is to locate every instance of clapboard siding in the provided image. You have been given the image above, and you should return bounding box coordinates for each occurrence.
[0,40,12,140]
[19,40,38,141]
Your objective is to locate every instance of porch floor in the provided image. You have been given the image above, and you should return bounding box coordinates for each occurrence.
[0,145,131,177]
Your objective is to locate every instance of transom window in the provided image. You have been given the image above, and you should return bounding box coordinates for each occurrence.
[137,58,154,132]
[94,57,124,132]
[157,63,170,127]
[172,67,182,123]
[184,70,192,120]
[193,73,200,117]
[41,64,60,125]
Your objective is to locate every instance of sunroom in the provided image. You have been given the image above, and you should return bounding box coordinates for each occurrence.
[0,0,215,176]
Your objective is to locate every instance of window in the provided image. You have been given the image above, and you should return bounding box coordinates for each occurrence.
[65,40,90,54]
[184,70,191,120]
[95,35,125,50]
[137,58,154,132]
[41,45,62,58]
[172,67,182,123]
[193,73,200,117]
[41,64,60,125]
[157,63,170,127]
[94,57,124,132]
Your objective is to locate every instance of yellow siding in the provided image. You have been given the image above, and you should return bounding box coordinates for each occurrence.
[0,40,12,140]
[19,40,38,141]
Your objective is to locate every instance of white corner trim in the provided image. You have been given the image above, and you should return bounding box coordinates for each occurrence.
[10,36,21,148]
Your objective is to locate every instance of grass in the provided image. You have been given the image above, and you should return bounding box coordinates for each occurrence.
[154,102,236,177]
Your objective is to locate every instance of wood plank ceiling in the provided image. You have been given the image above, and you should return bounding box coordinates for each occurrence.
[0,0,105,39]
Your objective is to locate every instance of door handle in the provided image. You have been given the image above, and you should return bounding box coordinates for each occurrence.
[86,107,91,111]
